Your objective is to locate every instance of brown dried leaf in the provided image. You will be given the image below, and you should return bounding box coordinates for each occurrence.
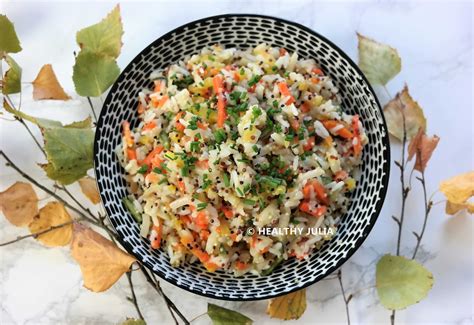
[71,223,136,292]
[32,64,70,100]
[439,172,474,215]
[0,182,38,226]
[407,128,440,172]
[383,85,426,141]
[78,176,100,204]
[28,201,73,246]
[267,289,307,320]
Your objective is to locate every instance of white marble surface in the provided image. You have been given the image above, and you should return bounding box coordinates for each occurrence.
[0,0,473,324]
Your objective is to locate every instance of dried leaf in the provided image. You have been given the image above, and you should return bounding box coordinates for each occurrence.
[32,64,70,100]
[407,128,440,172]
[207,303,253,325]
[383,85,427,141]
[0,14,22,53]
[2,54,22,94]
[72,51,120,97]
[3,103,94,185]
[376,254,434,310]
[267,289,306,320]
[76,4,123,59]
[28,202,73,247]
[357,33,401,86]
[78,176,100,204]
[71,223,136,292]
[0,182,38,227]
[439,171,474,215]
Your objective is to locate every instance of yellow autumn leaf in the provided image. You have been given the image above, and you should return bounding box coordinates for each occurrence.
[0,181,38,227]
[32,64,71,100]
[78,176,101,204]
[439,171,474,215]
[383,85,426,141]
[28,201,73,246]
[267,289,307,320]
[71,223,136,292]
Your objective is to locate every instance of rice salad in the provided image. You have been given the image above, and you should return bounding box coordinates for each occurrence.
[119,43,367,276]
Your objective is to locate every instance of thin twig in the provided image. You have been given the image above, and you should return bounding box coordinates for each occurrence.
[412,171,433,259]
[126,271,144,320]
[138,263,190,325]
[337,269,351,325]
[87,97,98,122]
[0,220,74,246]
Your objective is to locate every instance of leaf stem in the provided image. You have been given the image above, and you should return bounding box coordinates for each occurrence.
[412,171,433,259]
[126,271,144,320]
[87,97,98,122]
[0,220,74,246]
[337,269,351,325]
[138,263,190,325]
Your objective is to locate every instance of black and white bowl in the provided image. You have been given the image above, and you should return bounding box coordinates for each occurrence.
[94,14,390,301]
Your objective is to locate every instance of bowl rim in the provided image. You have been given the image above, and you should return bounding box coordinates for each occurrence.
[94,13,390,301]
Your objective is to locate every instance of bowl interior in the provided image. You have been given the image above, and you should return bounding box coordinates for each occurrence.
[94,14,390,300]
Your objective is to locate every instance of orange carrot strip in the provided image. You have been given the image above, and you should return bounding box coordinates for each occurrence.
[303,136,315,151]
[142,145,164,166]
[177,180,186,193]
[150,223,162,249]
[312,68,324,76]
[302,180,329,205]
[156,95,169,108]
[300,101,311,113]
[222,206,233,219]
[195,211,209,230]
[127,148,137,161]
[143,120,157,131]
[322,120,353,139]
[277,81,295,105]
[196,159,209,169]
[235,261,249,271]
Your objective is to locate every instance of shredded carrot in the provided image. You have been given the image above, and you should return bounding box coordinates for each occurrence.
[153,80,163,92]
[196,159,209,169]
[197,121,207,130]
[200,230,210,241]
[302,180,329,205]
[143,120,156,131]
[191,248,210,263]
[277,81,295,105]
[300,101,311,113]
[213,74,227,128]
[312,68,324,76]
[233,71,240,82]
[122,121,133,147]
[290,118,300,132]
[195,211,209,230]
[310,77,320,84]
[127,148,137,161]
[150,223,162,249]
[303,136,315,151]
[180,215,192,225]
[222,206,233,219]
[146,172,159,183]
[177,180,186,193]
[299,201,327,217]
[279,48,287,56]
[156,95,169,108]
[235,261,248,271]
[204,261,219,272]
[230,232,238,242]
[179,231,194,246]
[322,120,353,139]
[176,122,185,132]
[142,145,164,166]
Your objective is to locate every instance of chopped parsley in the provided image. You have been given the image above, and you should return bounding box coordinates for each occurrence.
[214,129,226,144]
[197,202,208,211]
[248,74,262,87]
[137,164,149,174]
